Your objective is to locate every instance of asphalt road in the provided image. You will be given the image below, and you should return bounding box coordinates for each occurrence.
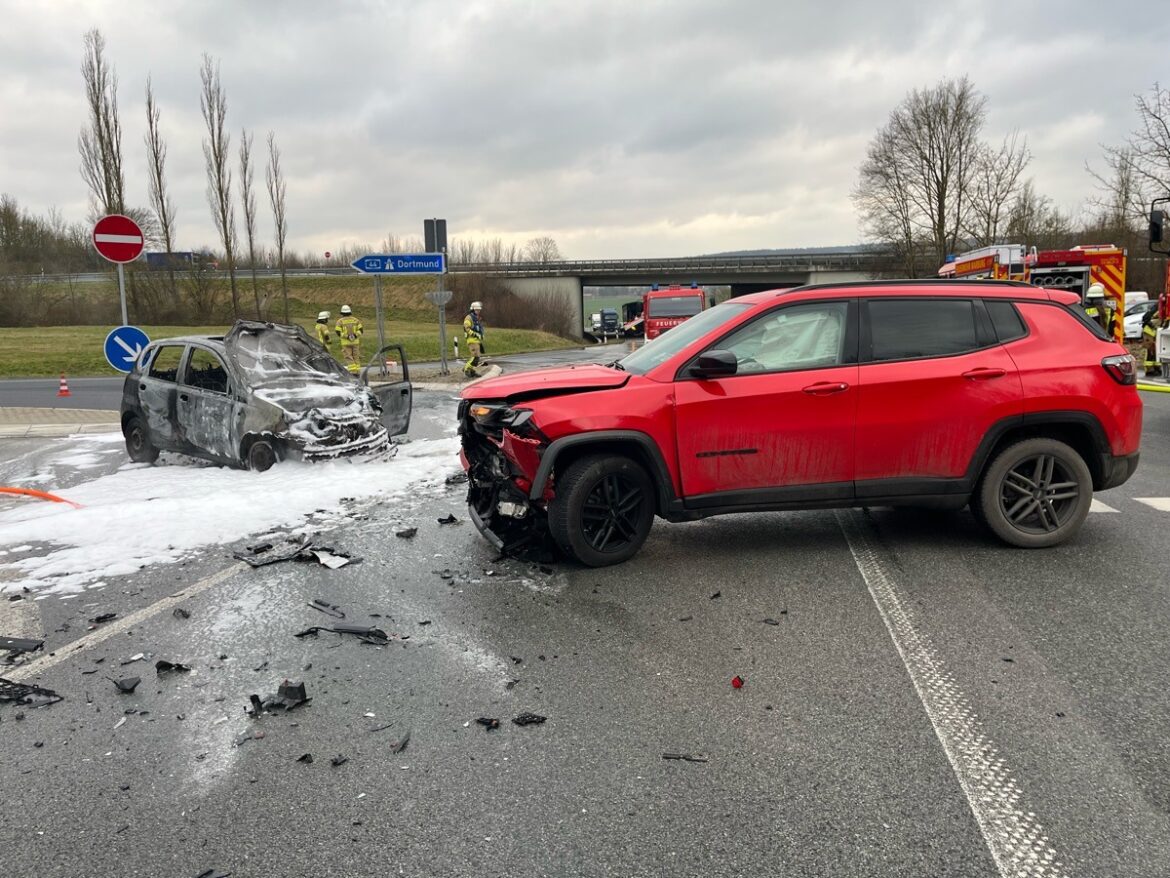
[2,391,1170,877]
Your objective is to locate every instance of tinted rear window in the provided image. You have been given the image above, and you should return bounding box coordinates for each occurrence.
[985,300,1027,343]
[867,299,979,361]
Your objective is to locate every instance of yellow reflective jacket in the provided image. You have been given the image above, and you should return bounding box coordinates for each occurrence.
[463,312,484,343]
[315,322,332,347]
[335,316,363,346]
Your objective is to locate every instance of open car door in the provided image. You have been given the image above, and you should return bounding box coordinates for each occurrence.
[361,344,412,437]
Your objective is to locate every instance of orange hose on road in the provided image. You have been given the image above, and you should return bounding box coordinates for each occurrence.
[0,487,83,509]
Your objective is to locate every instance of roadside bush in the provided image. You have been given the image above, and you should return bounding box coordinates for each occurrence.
[445,274,576,338]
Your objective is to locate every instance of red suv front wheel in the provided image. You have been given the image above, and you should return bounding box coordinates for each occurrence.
[549,454,656,566]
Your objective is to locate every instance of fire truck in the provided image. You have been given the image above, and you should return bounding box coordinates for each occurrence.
[940,243,1127,343]
[643,283,708,341]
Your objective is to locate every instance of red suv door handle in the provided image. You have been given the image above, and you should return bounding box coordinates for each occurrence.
[962,368,1006,380]
[802,381,849,395]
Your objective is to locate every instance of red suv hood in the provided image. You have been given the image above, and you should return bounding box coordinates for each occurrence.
[460,364,630,401]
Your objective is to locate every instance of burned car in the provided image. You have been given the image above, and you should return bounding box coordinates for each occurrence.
[121,321,411,470]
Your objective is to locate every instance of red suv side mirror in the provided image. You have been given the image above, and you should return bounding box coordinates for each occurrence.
[690,349,738,379]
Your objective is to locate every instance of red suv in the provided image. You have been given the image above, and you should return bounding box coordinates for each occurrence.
[459,281,1142,566]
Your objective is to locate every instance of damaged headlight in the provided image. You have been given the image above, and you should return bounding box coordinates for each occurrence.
[468,403,534,432]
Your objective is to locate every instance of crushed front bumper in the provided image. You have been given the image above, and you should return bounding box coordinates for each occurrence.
[290,426,391,462]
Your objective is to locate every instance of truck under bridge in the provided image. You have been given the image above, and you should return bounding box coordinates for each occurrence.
[448,249,900,339]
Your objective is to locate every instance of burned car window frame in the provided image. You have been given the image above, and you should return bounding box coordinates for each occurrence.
[147,344,187,382]
[183,345,232,396]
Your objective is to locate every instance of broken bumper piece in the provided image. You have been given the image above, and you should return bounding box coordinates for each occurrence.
[295,426,390,461]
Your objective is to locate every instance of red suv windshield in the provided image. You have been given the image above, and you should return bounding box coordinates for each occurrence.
[620,302,749,375]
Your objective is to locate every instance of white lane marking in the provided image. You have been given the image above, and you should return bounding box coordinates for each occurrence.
[4,562,245,682]
[837,511,1068,878]
[1089,499,1119,514]
[93,233,143,244]
[1134,497,1170,512]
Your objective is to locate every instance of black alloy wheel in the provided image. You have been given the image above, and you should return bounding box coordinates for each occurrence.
[977,438,1092,548]
[549,454,656,567]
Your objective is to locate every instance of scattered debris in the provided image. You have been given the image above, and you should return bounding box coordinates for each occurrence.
[437,514,459,525]
[297,753,314,764]
[233,535,312,568]
[173,608,191,620]
[306,548,359,569]
[0,636,44,661]
[0,678,62,711]
[476,717,500,731]
[1002,657,1015,663]
[709,591,721,600]
[248,680,310,715]
[330,754,349,767]
[112,677,141,694]
[395,527,418,539]
[512,712,546,727]
[445,471,469,485]
[120,653,147,666]
[308,599,345,619]
[678,615,693,622]
[155,660,192,674]
[194,868,232,878]
[368,722,394,733]
[662,752,709,763]
[731,675,745,689]
[417,620,432,627]
[294,625,389,646]
[89,612,117,625]
[113,717,127,730]
[388,728,411,753]
[253,660,269,672]
[762,618,780,626]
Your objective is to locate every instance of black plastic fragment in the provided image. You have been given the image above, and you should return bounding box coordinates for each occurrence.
[173,608,191,620]
[155,660,192,674]
[248,680,310,715]
[437,514,458,525]
[395,527,418,539]
[662,752,709,763]
[308,599,345,619]
[476,717,500,731]
[388,728,411,753]
[762,618,780,626]
[330,754,348,767]
[195,868,232,878]
[512,712,546,726]
[0,636,44,658]
[297,753,314,764]
[112,677,141,694]
[0,676,63,707]
[709,591,721,600]
[232,535,311,568]
[89,612,117,624]
[295,625,388,645]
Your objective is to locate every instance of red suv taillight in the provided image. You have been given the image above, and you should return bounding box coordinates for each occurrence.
[1102,354,1137,385]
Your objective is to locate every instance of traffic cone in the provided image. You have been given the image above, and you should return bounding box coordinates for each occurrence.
[57,373,71,398]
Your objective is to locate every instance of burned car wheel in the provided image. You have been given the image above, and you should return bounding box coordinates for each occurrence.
[246,438,280,472]
[549,454,655,567]
[124,416,159,464]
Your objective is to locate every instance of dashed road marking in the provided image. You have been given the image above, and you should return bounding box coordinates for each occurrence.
[838,510,1068,878]
[1134,497,1170,512]
[1089,499,1119,513]
[4,562,246,683]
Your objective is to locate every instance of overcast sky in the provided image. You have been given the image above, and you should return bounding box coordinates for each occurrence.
[1,0,1167,259]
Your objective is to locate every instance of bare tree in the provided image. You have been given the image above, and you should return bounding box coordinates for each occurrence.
[967,132,1030,246]
[1093,83,1170,224]
[238,128,262,318]
[200,54,239,316]
[523,235,561,263]
[264,132,289,323]
[854,76,987,274]
[144,76,177,301]
[1005,181,1072,251]
[78,29,125,216]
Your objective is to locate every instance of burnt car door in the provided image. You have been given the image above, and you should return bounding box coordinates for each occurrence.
[176,345,239,462]
[137,343,187,452]
[361,344,412,436]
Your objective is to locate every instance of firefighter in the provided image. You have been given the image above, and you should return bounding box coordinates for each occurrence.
[315,311,332,349]
[463,300,485,378]
[1084,284,1108,332]
[1143,311,1162,377]
[335,305,363,373]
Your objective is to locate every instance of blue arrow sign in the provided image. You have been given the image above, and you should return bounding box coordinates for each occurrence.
[351,253,446,275]
[104,325,150,373]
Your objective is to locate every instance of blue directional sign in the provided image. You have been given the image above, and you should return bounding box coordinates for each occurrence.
[104,325,150,373]
[351,253,446,275]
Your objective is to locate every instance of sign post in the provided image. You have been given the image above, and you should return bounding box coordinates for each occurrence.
[373,275,386,366]
[424,220,449,374]
[92,214,145,325]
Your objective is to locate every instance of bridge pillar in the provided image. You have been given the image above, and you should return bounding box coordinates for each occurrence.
[495,276,585,340]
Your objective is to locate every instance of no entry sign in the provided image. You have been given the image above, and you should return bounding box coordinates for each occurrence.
[92,214,145,264]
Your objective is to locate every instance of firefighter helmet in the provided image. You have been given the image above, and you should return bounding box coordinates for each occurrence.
[1085,283,1106,300]
[317,311,330,321]
[340,305,352,315]
[470,301,483,311]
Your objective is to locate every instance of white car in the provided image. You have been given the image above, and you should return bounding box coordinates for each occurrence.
[1124,301,1158,339]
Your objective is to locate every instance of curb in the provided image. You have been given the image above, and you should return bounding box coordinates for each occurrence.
[0,423,121,439]
[410,365,503,393]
